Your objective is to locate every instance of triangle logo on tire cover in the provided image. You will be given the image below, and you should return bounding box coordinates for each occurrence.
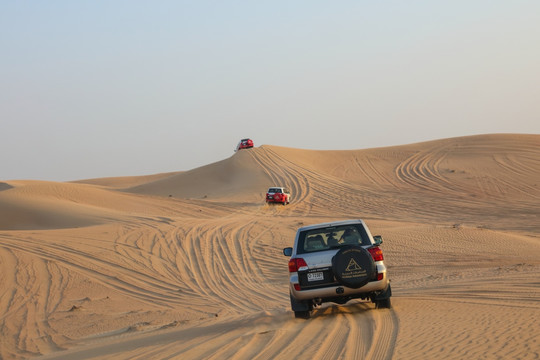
[345,258,362,272]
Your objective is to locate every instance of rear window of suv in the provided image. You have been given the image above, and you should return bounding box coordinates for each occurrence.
[297,224,371,254]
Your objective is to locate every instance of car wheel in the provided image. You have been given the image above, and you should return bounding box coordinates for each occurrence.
[294,310,311,319]
[290,293,311,319]
[375,297,391,309]
[373,284,392,309]
[332,245,376,289]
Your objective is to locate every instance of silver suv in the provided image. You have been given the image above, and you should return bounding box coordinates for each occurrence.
[283,219,391,318]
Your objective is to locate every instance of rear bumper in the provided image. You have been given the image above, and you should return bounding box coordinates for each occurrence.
[266,196,286,203]
[289,265,389,301]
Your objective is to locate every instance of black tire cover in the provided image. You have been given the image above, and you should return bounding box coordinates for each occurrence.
[332,246,375,289]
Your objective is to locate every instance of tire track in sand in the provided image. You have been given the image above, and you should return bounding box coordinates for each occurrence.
[155,216,291,317]
[260,303,399,360]
[254,147,388,217]
[247,147,310,206]
[313,304,398,360]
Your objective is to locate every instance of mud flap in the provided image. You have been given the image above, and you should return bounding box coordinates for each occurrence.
[372,283,392,301]
[290,292,310,311]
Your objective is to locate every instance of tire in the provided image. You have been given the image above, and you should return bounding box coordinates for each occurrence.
[332,246,375,289]
[290,293,311,319]
[294,310,311,319]
[375,297,391,309]
[373,284,392,309]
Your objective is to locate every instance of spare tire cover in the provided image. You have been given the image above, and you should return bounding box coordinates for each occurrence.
[332,246,375,289]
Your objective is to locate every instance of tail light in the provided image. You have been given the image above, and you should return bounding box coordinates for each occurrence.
[288,258,308,272]
[368,246,384,262]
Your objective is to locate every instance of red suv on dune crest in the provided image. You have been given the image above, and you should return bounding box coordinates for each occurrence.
[235,138,254,152]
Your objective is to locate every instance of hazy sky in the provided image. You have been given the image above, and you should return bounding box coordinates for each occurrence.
[2,1,539,181]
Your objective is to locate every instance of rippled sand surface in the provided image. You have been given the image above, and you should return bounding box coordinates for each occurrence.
[1,134,539,360]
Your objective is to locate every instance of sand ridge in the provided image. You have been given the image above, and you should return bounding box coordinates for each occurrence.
[0,134,539,359]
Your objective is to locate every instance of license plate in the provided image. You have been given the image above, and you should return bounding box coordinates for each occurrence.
[307,272,324,282]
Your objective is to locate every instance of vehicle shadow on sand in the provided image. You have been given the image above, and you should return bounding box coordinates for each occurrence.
[310,300,375,319]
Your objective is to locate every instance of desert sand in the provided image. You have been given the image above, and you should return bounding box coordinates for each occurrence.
[0,134,539,360]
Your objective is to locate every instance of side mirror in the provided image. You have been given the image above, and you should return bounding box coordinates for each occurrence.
[283,247,292,256]
[373,235,383,245]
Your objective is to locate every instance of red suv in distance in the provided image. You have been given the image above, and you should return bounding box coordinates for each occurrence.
[235,138,254,152]
[266,187,291,205]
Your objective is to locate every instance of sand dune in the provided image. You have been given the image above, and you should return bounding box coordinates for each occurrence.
[0,134,539,359]
[72,171,181,189]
